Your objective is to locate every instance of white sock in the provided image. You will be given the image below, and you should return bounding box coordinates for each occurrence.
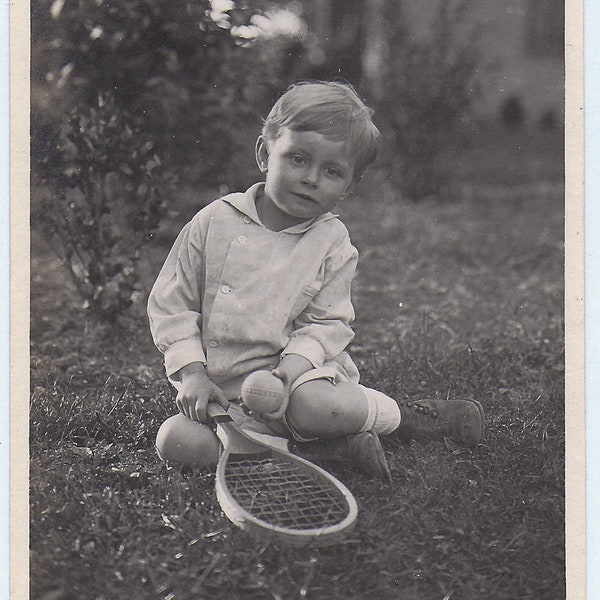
[358,386,401,435]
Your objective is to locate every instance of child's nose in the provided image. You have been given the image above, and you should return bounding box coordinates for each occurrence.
[302,166,319,187]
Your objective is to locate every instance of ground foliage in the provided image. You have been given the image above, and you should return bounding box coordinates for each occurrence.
[30,127,565,599]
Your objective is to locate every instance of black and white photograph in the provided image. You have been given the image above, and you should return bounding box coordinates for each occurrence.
[25,1,573,598]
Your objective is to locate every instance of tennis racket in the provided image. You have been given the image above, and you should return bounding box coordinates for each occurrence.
[206,402,358,547]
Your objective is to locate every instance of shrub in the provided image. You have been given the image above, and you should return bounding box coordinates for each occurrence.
[32,0,293,187]
[381,0,481,200]
[32,93,175,322]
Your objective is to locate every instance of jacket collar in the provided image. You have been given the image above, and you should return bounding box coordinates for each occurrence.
[223,182,338,234]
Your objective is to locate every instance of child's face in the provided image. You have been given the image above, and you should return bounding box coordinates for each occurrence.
[255,127,355,228]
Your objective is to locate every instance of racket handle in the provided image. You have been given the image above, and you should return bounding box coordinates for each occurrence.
[207,402,270,455]
[207,402,233,425]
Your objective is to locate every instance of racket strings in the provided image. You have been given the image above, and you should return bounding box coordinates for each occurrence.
[225,456,349,530]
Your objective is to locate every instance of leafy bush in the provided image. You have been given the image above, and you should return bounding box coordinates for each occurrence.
[32,0,293,186]
[32,93,175,321]
[381,0,481,200]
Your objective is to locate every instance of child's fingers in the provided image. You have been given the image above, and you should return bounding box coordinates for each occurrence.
[176,395,190,419]
[271,368,291,389]
[271,368,292,395]
[211,385,231,411]
[176,390,204,421]
[271,368,290,388]
[251,393,290,423]
[260,402,288,422]
[193,399,208,423]
[189,388,228,422]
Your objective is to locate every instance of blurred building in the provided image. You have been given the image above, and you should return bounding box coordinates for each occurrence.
[301,0,564,129]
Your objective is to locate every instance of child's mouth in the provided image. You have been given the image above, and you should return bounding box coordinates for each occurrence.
[293,192,316,202]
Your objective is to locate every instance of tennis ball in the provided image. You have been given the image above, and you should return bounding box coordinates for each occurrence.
[241,370,286,414]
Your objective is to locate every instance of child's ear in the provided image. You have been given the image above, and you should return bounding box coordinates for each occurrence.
[340,180,357,200]
[341,170,364,199]
[255,136,269,173]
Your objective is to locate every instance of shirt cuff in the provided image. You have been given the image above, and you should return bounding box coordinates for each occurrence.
[282,337,326,368]
[164,339,207,378]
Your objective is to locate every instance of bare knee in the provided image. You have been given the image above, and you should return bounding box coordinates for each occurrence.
[155,413,220,467]
[287,380,368,438]
[286,385,323,436]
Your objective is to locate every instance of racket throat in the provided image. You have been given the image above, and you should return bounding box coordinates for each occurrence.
[216,420,273,456]
[229,449,272,461]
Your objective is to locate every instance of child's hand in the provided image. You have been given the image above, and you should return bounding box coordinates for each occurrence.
[174,363,229,423]
[249,369,290,422]
[273,354,313,391]
[258,354,313,422]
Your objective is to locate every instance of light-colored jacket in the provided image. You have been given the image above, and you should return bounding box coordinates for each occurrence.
[148,183,360,398]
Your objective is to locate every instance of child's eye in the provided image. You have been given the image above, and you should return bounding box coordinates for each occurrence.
[325,167,341,177]
[290,155,306,165]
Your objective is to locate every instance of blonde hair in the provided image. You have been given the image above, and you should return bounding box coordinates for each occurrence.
[262,81,380,179]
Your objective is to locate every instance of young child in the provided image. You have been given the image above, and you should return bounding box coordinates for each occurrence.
[148,81,484,482]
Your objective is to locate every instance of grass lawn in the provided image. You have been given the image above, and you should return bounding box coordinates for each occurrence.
[30,129,565,599]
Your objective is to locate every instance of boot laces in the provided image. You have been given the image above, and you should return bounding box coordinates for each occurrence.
[400,401,439,419]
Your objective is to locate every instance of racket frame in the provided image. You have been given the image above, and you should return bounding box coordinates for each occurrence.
[207,403,358,547]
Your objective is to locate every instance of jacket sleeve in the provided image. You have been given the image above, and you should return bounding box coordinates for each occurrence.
[282,236,358,367]
[147,210,210,378]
